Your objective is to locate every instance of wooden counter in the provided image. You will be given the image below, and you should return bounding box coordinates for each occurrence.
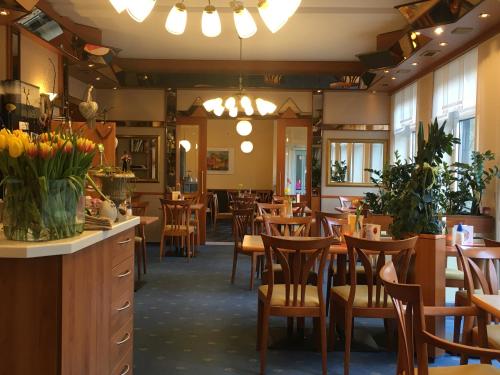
[0,217,139,375]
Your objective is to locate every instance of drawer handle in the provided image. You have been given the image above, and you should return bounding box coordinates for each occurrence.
[119,364,130,375]
[117,238,132,245]
[116,332,131,345]
[116,270,131,278]
[116,300,131,312]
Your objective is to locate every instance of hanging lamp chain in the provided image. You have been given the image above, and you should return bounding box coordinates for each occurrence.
[238,37,243,93]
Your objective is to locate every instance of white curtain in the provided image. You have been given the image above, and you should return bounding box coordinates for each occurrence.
[393,82,417,160]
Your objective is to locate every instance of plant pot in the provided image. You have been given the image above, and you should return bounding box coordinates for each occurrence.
[3,178,85,241]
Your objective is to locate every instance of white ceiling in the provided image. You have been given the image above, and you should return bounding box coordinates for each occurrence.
[46,0,409,61]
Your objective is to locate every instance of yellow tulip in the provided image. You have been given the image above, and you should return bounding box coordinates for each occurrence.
[0,134,7,150]
[0,128,10,137]
[7,137,24,158]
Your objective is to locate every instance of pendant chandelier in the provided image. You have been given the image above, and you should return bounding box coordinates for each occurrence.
[109,0,301,38]
[202,39,277,118]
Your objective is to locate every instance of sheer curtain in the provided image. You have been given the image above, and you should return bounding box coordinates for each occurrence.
[393,82,417,161]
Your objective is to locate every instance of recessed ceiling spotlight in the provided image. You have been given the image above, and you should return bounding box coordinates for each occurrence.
[113,86,117,90]
[96,77,101,81]
[143,75,149,80]
[371,90,377,94]
[479,13,490,19]
[88,63,95,68]
[415,31,421,36]
[434,26,444,35]
[391,77,396,80]
[439,42,448,47]
[411,62,418,66]
[0,8,9,16]
[384,70,389,74]
[316,89,322,93]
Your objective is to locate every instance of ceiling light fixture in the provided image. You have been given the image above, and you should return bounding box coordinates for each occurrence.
[165,2,187,35]
[88,63,95,68]
[109,0,128,13]
[236,120,253,136]
[391,77,396,80]
[202,2,222,37]
[384,70,389,74]
[411,62,418,66]
[439,42,448,47]
[258,0,301,33]
[434,26,444,35]
[127,0,156,22]
[96,77,101,81]
[0,8,10,16]
[479,13,490,19]
[241,141,254,154]
[179,140,191,152]
[232,1,257,39]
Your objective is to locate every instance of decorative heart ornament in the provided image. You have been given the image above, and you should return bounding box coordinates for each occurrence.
[79,86,99,128]
[96,123,112,139]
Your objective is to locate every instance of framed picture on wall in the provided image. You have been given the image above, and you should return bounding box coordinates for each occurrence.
[207,148,234,174]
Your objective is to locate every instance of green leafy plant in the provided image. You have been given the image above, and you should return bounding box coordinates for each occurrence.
[390,119,460,238]
[331,160,347,183]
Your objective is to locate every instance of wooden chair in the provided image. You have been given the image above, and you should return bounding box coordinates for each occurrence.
[258,235,336,375]
[455,245,500,361]
[272,195,285,204]
[227,190,240,207]
[263,215,312,237]
[132,201,149,281]
[212,193,232,231]
[159,199,195,261]
[206,191,215,226]
[380,261,500,375]
[292,201,308,217]
[256,190,272,203]
[183,193,201,250]
[329,235,418,375]
[339,196,364,209]
[230,207,260,290]
[255,203,286,233]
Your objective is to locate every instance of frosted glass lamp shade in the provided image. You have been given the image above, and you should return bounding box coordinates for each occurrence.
[241,141,254,153]
[203,97,223,112]
[225,97,236,110]
[233,6,257,39]
[202,5,222,37]
[179,140,191,152]
[213,105,225,117]
[127,0,156,22]
[258,0,289,33]
[244,105,254,116]
[236,120,253,136]
[229,107,238,118]
[109,0,129,14]
[165,3,187,35]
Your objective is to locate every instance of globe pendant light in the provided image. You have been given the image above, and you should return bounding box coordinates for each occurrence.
[229,107,238,118]
[127,0,156,22]
[241,141,254,153]
[225,96,236,110]
[179,140,191,152]
[109,0,129,14]
[236,120,253,136]
[258,0,289,33]
[202,3,221,38]
[165,2,187,35]
[233,2,257,39]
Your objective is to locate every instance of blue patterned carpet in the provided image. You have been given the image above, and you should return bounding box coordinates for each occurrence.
[133,244,497,375]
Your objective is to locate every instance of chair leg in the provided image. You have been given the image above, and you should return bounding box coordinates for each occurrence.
[250,253,257,290]
[326,262,333,316]
[320,313,328,375]
[328,298,336,350]
[141,228,147,275]
[453,292,463,343]
[159,233,165,262]
[343,309,353,375]
[287,317,294,336]
[460,315,475,364]
[257,299,263,350]
[259,307,270,375]
[135,245,142,282]
[231,248,238,284]
[186,234,191,262]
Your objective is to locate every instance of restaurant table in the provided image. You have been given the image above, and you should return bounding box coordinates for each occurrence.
[472,294,500,318]
[334,206,356,214]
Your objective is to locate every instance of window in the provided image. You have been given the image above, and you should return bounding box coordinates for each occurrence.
[393,82,417,160]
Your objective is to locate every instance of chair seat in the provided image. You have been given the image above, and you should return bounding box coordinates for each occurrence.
[446,268,464,281]
[425,364,500,374]
[258,284,320,307]
[472,324,500,349]
[163,225,194,234]
[331,285,393,308]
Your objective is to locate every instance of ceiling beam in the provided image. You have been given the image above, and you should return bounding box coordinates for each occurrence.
[113,58,366,76]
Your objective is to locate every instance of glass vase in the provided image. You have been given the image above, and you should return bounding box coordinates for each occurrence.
[3,178,85,241]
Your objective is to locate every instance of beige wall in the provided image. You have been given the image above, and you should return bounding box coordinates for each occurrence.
[206,119,274,190]
[416,73,434,130]
[20,34,60,104]
[0,26,6,81]
[323,91,390,124]
[68,76,90,101]
[477,33,500,236]
[96,89,165,121]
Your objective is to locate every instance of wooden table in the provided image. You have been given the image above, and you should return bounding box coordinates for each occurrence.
[472,294,500,318]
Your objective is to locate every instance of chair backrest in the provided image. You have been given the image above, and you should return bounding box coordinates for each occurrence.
[261,234,335,308]
[292,201,308,217]
[380,261,500,375]
[339,196,363,209]
[256,190,272,203]
[456,245,500,300]
[232,208,254,245]
[206,191,214,210]
[131,200,149,216]
[263,216,312,237]
[315,211,347,240]
[233,196,256,210]
[272,195,285,204]
[343,235,418,308]
[160,198,191,229]
[257,203,286,217]
[227,190,239,204]
[483,238,500,247]
[183,192,200,204]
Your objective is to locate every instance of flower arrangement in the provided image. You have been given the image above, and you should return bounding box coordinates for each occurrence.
[0,129,96,241]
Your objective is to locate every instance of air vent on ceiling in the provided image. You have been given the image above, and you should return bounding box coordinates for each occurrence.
[452,27,474,35]
[421,50,441,57]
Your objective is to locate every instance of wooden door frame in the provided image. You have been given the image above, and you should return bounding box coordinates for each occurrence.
[276,115,313,205]
[176,115,208,245]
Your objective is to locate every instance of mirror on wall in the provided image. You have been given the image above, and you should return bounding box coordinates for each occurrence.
[177,125,200,193]
[116,135,160,183]
[327,139,387,186]
[284,127,308,195]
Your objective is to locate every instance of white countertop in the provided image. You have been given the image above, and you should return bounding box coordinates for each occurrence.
[0,217,140,259]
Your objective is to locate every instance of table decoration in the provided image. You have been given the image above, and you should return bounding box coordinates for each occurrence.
[0,129,95,241]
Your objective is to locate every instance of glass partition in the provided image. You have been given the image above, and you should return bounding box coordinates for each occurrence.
[327,139,387,186]
[284,127,308,195]
[177,125,200,193]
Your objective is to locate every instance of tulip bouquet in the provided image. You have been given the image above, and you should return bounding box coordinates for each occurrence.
[0,129,96,241]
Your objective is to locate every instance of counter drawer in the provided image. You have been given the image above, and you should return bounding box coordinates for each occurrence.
[112,256,134,302]
[111,229,135,268]
[110,318,133,368]
[111,288,134,335]
[112,348,133,375]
